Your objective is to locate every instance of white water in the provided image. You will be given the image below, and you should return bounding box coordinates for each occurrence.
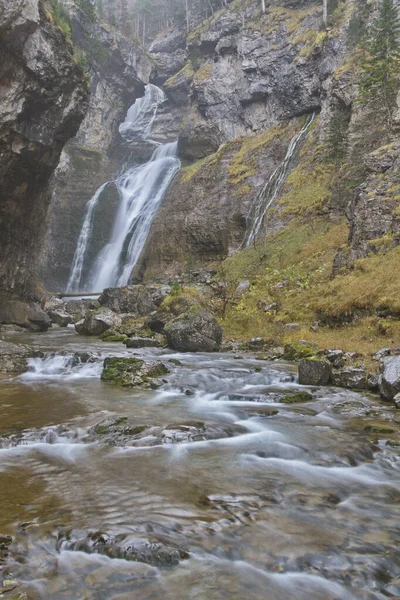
[66,183,109,293]
[21,354,103,381]
[66,84,180,293]
[89,141,180,291]
[243,113,315,247]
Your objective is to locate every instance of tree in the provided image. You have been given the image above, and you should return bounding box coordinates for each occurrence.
[359,0,400,127]
[326,110,348,159]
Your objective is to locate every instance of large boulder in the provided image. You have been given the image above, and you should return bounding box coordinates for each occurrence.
[0,300,50,332]
[75,308,122,336]
[298,359,332,386]
[164,308,223,352]
[0,341,35,374]
[147,288,205,333]
[98,285,170,316]
[380,356,400,401]
[65,298,100,323]
[101,357,169,387]
[42,296,71,327]
[331,367,368,390]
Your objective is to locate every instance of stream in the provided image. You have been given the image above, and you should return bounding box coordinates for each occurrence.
[0,327,399,599]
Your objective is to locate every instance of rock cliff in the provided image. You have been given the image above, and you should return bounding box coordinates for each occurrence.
[0,0,88,326]
[40,8,154,291]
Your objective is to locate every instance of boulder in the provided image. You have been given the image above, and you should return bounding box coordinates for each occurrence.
[124,337,163,348]
[284,342,316,361]
[298,359,332,386]
[0,300,50,332]
[75,308,122,336]
[0,341,35,374]
[99,285,170,316]
[331,367,368,390]
[380,355,400,400]
[165,308,223,352]
[147,288,205,333]
[65,298,100,322]
[101,357,169,387]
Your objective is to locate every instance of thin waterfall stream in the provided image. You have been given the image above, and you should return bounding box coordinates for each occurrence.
[66,84,180,293]
[243,113,315,248]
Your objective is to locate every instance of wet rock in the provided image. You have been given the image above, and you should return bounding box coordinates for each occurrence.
[101,357,169,388]
[100,330,128,342]
[324,350,345,368]
[75,308,122,336]
[298,359,332,386]
[367,372,380,391]
[165,308,222,352]
[99,285,170,316]
[0,341,35,374]
[331,367,368,390]
[393,393,400,408]
[280,391,313,404]
[0,533,12,564]
[0,300,51,332]
[124,337,163,348]
[331,400,367,415]
[364,422,397,434]
[379,355,400,401]
[57,530,189,566]
[64,298,100,322]
[43,295,72,327]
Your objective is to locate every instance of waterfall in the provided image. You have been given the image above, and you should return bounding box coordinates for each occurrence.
[243,113,315,248]
[89,142,180,291]
[66,183,109,293]
[66,84,180,293]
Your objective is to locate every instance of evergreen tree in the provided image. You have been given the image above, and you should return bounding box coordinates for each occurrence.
[327,110,348,159]
[359,0,400,126]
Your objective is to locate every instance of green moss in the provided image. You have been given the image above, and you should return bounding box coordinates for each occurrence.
[283,342,316,360]
[364,423,397,434]
[101,357,143,386]
[100,332,128,342]
[165,60,195,88]
[281,391,313,403]
[193,64,213,84]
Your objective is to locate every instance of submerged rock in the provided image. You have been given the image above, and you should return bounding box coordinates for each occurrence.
[380,355,400,401]
[280,391,313,404]
[101,357,169,387]
[75,308,122,336]
[57,530,189,566]
[0,341,35,374]
[124,336,163,348]
[165,308,222,352]
[298,358,332,386]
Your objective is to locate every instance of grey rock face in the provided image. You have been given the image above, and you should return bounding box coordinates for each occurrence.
[298,359,332,386]
[0,0,88,303]
[380,356,400,401]
[0,340,35,374]
[165,308,223,352]
[76,308,122,336]
[0,300,51,332]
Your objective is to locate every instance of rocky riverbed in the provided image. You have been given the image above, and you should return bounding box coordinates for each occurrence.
[0,326,399,599]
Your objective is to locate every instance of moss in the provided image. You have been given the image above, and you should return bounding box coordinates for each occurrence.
[165,61,195,88]
[169,358,183,366]
[101,357,143,386]
[364,423,397,434]
[283,342,316,360]
[281,391,313,403]
[100,330,128,342]
[193,64,213,84]
[387,439,400,447]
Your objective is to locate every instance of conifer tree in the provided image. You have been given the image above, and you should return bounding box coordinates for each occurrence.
[359,0,400,127]
[327,110,348,159]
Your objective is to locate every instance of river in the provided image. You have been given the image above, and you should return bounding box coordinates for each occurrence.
[0,327,399,599]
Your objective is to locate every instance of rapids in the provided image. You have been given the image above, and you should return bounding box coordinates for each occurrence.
[0,327,399,599]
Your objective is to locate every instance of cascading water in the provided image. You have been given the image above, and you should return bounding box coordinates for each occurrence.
[243,113,315,248]
[66,84,180,293]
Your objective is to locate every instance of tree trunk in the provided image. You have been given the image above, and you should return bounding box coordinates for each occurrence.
[322,0,328,27]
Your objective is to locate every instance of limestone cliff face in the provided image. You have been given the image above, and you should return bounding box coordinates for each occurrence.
[137,0,352,280]
[40,11,154,291]
[0,0,88,305]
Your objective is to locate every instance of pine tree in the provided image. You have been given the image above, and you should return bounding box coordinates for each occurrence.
[327,111,348,159]
[359,0,400,126]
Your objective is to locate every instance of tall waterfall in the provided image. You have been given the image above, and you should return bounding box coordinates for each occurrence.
[66,84,180,293]
[243,113,315,248]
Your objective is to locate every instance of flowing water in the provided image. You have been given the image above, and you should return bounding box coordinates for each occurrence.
[243,113,316,248]
[66,84,180,293]
[0,328,400,599]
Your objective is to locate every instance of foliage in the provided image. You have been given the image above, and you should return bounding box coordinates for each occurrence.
[50,0,72,43]
[358,0,400,125]
[76,0,97,22]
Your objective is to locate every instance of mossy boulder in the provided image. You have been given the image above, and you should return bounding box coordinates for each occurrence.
[147,288,206,333]
[364,422,397,434]
[284,342,316,361]
[124,336,163,348]
[281,391,313,404]
[101,357,169,387]
[98,284,170,315]
[100,330,128,343]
